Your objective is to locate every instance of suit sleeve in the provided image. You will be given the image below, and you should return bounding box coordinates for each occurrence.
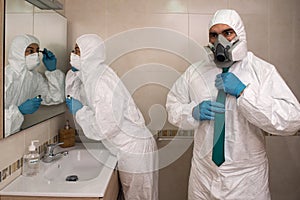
[166,69,200,130]
[238,67,300,135]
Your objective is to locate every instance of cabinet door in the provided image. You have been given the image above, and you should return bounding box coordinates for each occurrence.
[102,169,120,200]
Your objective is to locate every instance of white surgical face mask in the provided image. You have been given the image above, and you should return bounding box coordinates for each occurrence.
[70,53,81,71]
[25,52,40,71]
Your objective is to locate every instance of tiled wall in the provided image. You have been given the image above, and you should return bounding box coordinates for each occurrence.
[0,114,65,190]
[65,0,300,131]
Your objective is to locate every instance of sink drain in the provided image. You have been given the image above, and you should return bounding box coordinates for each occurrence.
[66,175,79,182]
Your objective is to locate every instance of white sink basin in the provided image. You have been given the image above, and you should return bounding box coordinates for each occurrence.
[0,143,118,198]
[43,148,106,182]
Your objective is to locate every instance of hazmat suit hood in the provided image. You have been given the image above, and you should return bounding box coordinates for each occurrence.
[8,34,40,74]
[75,34,108,107]
[76,34,106,79]
[209,9,247,42]
[208,9,248,62]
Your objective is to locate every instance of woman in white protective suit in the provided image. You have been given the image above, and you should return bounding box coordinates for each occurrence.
[5,34,65,137]
[166,9,300,200]
[65,34,158,200]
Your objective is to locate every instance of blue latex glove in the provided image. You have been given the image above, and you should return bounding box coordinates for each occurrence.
[42,48,57,71]
[192,100,225,121]
[18,96,42,115]
[66,97,83,115]
[71,66,79,72]
[215,72,246,98]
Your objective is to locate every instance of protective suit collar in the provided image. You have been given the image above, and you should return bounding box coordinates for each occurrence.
[8,34,40,74]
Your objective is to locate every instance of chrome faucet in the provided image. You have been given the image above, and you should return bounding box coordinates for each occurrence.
[42,142,68,163]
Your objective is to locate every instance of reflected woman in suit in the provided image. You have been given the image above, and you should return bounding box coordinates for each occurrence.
[5,34,65,137]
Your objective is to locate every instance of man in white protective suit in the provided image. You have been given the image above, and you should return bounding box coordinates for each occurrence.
[5,34,65,137]
[166,9,300,200]
[65,34,158,200]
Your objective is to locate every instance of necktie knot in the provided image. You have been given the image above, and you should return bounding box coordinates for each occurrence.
[222,67,229,73]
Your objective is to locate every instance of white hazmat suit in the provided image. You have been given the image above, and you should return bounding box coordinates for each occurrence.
[166,9,300,200]
[5,34,65,137]
[65,34,158,200]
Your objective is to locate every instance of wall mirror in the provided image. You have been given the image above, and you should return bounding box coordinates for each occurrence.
[3,0,68,138]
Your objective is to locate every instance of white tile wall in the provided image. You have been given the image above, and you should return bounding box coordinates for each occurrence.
[65,0,300,130]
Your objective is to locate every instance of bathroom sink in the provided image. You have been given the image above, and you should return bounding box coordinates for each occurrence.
[0,143,118,197]
[43,146,110,183]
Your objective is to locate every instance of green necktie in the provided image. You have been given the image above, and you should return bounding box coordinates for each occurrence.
[212,67,229,166]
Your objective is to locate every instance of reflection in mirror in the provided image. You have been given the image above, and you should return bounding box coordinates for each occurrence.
[4,0,68,138]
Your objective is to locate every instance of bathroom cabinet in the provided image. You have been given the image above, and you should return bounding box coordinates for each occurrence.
[0,170,119,200]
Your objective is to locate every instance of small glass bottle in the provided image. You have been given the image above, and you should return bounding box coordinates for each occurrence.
[22,140,40,177]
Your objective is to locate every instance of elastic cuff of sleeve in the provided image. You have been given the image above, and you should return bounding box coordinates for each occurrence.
[236,84,247,98]
[237,83,250,98]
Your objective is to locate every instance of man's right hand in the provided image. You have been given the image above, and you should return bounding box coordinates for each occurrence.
[192,100,225,121]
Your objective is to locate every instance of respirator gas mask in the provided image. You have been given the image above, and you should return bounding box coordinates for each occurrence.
[207,34,247,68]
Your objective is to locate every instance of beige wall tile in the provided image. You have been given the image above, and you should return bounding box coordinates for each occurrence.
[65,0,106,51]
[293,4,300,99]
[105,13,148,37]
[189,14,212,46]
[65,0,106,13]
[188,0,228,13]
[0,133,24,170]
[106,0,146,14]
[229,0,268,14]
[132,84,178,130]
[146,14,189,35]
[145,0,188,13]
[269,0,299,99]
[269,0,296,16]
[241,14,269,61]
[49,114,66,140]
[110,49,189,77]
[111,60,184,130]
[106,13,188,38]
[24,120,50,152]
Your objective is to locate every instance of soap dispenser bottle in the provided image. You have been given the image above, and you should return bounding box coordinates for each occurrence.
[59,120,75,148]
[23,140,40,177]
